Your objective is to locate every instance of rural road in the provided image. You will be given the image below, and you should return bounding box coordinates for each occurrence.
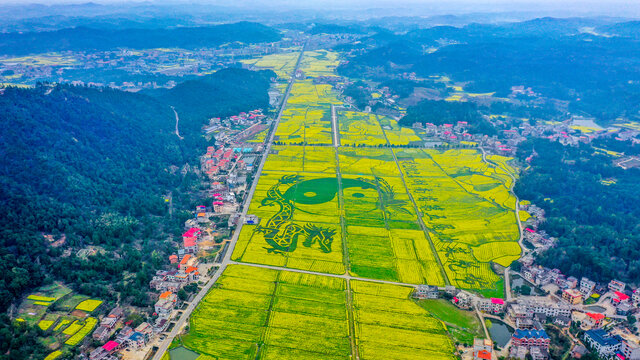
[152,45,307,360]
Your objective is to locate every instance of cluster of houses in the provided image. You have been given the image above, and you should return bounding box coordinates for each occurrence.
[88,312,161,359]
[415,276,640,360]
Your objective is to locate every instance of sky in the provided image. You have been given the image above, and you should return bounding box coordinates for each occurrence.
[0,0,639,18]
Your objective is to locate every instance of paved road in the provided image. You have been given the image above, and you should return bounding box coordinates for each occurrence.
[152,46,306,360]
[331,104,339,147]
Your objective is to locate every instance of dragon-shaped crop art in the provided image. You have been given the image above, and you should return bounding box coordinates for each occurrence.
[255,174,410,254]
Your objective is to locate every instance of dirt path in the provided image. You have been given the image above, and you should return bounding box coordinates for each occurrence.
[171,106,183,140]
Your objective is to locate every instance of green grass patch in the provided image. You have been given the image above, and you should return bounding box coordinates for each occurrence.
[416,298,484,346]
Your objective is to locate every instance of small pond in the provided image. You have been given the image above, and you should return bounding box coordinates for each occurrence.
[487,318,514,348]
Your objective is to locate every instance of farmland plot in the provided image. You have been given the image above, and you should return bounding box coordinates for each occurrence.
[182,265,351,360]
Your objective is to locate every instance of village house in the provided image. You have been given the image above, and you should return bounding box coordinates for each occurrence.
[154,291,177,317]
[413,285,439,299]
[115,326,133,343]
[179,254,198,269]
[562,288,583,305]
[584,329,622,357]
[92,307,123,341]
[477,298,505,314]
[511,329,551,350]
[580,277,596,297]
[618,330,640,360]
[89,340,121,360]
[154,317,170,333]
[452,291,473,309]
[182,228,202,254]
[516,300,572,318]
[473,338,493,360]
[612,291,631,306]
[127,332,146,349]
[609,280,626,293]
[617,302,634,316]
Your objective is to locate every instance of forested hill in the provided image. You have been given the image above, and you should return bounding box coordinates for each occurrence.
[514,139,640,283]
[0,84,183,310]
[0,67,275,332]
[337,18,640,121]
[148,67,275,137]
[0,21,281,55]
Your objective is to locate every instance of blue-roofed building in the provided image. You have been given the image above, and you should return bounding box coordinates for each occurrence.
[584,329,622,357]
[127,331,146,349]
[512,329,551,350]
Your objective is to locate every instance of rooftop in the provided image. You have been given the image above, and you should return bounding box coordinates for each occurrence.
[586,329,622,347]
[103,340,119,351]
[513,329,549,340]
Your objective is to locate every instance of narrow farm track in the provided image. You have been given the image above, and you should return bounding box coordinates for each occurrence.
[228,260,425,288]
[375,115,450,286]
[152,45,307,360]
[480,146,524,301]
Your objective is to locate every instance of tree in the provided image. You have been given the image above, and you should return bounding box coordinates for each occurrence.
[178,289,188,301]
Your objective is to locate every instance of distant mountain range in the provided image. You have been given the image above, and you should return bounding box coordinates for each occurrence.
[0,22,281,55]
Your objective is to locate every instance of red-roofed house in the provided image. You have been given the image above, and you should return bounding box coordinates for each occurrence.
[585,312,605,328]
[612,291,630,305]
[169,254,178,264]
[185,266,200,281]
[103,341,120,352]
[473,338,494,360]
[179,254,192,268]
[478,297,506,313]
[183,228,201,253]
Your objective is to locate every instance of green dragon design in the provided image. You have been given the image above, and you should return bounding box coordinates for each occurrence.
[255,175,337,254]
[255,174,410,254]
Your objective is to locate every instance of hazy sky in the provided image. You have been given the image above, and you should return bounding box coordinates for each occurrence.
[1,0,639,18]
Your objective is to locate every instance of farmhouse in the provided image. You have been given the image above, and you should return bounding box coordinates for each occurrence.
[473,338,493,360]
[612,291,630,305]
[580,277,596,297]
[154,291,177,317]
[609,280,626,293]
